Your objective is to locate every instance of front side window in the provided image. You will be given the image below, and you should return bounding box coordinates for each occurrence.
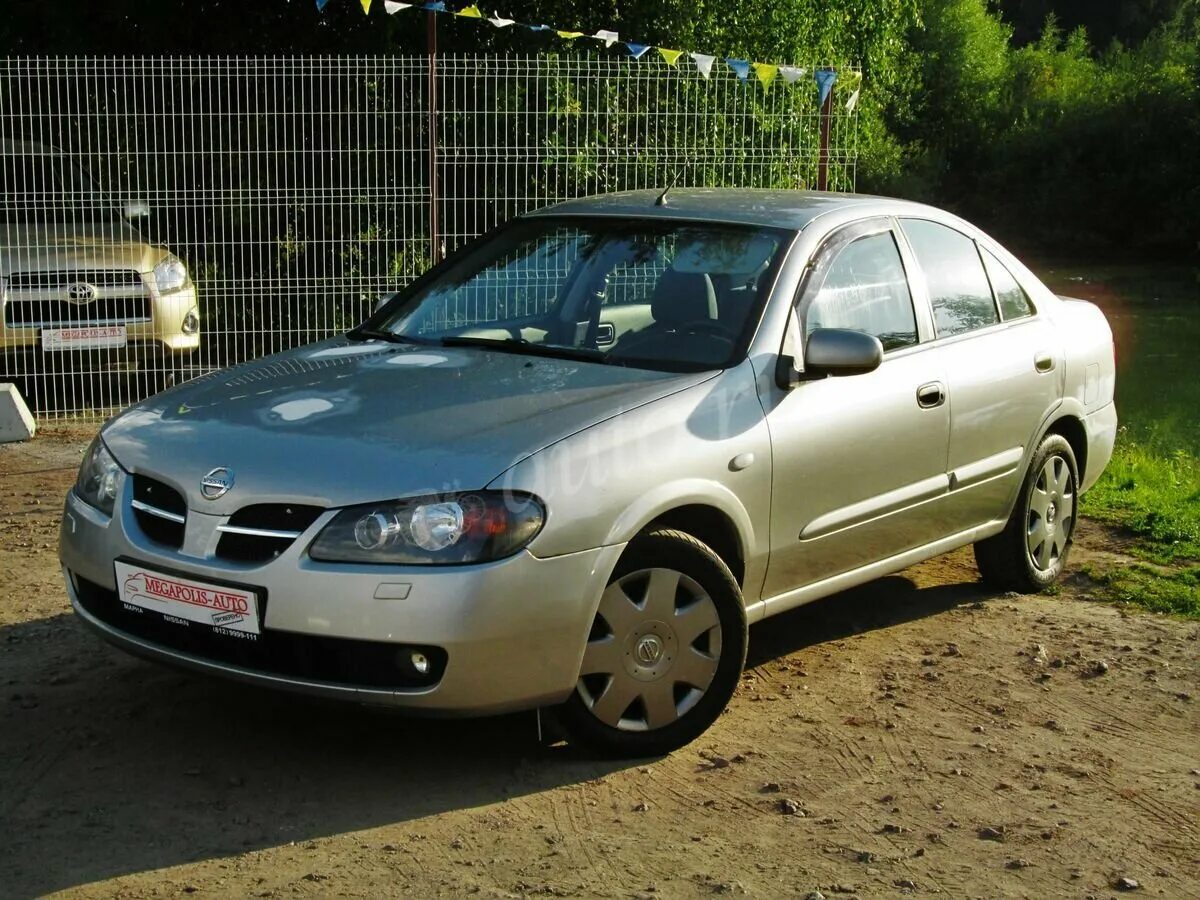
[804,230,918,351]
[901,218,999,338]
[373,217,787,372]
[981,247,1036,321]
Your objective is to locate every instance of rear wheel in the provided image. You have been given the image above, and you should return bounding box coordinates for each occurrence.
[975,433,1078,592]
[555,528,747,757]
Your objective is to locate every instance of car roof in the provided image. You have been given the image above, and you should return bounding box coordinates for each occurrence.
[0,138,62,154]
[528,188,943,232]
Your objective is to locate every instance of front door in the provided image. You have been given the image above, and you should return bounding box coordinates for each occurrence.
[759,220,951,600]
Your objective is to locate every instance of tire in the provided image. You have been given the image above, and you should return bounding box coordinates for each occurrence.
[974,433,1079,592]
[555,528,748,758]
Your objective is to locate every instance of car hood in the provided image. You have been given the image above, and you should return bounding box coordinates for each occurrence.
[0,221,161,274]
[102,338,716,512]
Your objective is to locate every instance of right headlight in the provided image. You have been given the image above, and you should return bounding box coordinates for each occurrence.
[309,491,545,565]
[74,439,123,517]
[153,254,189,294]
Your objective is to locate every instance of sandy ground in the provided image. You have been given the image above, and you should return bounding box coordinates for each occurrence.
[1,428,1197,899]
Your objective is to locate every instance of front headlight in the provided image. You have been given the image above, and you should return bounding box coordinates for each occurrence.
[309,491,545,565]
[153,254,189,293]
[75,439,123,517]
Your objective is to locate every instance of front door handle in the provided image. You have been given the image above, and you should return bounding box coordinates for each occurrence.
[916,381,946,409]
[1034,352,1055,373]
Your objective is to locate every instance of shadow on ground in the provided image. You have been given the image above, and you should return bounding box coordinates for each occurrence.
[0,569,992,896]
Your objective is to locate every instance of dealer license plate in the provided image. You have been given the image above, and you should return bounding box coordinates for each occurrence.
[114,561,261,638]
[42,325,128,351]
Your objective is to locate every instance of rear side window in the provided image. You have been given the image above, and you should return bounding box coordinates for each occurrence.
[805,231,918,351]
[901,219,999,338]
[981,247,1036,321]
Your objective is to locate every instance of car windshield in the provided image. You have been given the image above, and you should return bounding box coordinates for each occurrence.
[368,217,790,373]
[0,152,120,224]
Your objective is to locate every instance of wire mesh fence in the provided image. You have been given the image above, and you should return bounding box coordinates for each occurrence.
[0,54,859,419]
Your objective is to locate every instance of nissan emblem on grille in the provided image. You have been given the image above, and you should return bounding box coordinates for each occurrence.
[66,282,97,303]
[200,467,234,500]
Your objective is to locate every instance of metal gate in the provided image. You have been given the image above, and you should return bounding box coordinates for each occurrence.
[0,55,859,418]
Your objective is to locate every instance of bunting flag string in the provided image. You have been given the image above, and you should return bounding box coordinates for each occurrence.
[690,53,716,79]
[726,59,751,82]
[317,0,860,103]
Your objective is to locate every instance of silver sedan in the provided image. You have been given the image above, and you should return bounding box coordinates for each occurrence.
[60,190,1117,756]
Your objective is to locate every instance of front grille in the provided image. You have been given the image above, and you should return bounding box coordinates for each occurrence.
[132,475,187,549]
[7,269,144,291]
[216,504,325,564]
[4,295,152,327]
[72,573,446,689]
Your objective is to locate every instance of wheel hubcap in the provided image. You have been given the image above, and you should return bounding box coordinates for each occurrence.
[576,568,722,732]
[1027,454,1075,572]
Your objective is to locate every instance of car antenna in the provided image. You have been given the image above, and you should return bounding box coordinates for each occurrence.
[655,170,683,207]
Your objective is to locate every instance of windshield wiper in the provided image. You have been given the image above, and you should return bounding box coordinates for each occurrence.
[439,336,608,363]
[347,328,432,345]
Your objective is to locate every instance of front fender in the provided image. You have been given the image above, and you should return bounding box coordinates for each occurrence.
[490,362,773,601]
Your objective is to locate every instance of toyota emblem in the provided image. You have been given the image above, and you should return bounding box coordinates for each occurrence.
[200,467,234,500]
[66,281,97,303]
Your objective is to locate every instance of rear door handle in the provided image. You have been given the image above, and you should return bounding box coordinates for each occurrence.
[916,381,946,409]
[1034,352,1055,373]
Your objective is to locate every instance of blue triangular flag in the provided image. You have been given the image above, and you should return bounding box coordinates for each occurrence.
[625,43,651,59]
[424,1,446,10]
[726,58,751,81]
[316,0,331,9]
[815,68,838,105]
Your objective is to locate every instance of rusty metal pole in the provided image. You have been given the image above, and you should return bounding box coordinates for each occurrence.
[426,9,441,265]
[816,72,833,192]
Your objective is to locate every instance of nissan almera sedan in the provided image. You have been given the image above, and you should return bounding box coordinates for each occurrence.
[60,189,1117,756]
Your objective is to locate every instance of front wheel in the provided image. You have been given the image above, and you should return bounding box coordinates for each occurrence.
[555,528,747,757]
[975,433,1079,592]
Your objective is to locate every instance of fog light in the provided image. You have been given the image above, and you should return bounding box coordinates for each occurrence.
[181,307,200,335]
[410,651,430,675]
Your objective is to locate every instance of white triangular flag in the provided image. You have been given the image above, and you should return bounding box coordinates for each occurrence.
[488,15,516,27]
[778,65,807,84]
[690,53,716,78]
[593,29,619,47]
[846,88,861,112]
[383,1,412,12]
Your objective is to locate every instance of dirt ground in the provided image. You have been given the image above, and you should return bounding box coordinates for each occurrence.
[1,427,1197,900]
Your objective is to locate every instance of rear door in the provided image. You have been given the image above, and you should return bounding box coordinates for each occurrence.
[760,218,951,599]
[897,218,1063,532]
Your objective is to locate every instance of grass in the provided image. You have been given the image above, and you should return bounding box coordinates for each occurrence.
[1080,562,1200,618]
[1036,262,1200,617]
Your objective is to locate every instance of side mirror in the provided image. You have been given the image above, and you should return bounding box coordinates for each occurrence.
[122,200,151,219]
[804,328,884,378]
[777,328,883,389]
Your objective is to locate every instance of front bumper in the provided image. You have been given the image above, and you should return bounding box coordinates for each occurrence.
[60,485,623,715]
[0,283,200,357]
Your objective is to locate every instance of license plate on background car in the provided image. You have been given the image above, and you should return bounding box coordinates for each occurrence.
[114,561,261,638]
[42,325,127,351]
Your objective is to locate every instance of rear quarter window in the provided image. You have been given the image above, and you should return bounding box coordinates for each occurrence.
[981,247,1036,321]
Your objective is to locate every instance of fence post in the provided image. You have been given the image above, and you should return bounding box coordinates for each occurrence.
[816,73,833,192]
[426,11,441,264]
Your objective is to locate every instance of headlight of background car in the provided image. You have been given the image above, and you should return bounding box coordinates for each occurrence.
[153,254,189,293]
[75,439,123,517]
[309,492,545,565]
